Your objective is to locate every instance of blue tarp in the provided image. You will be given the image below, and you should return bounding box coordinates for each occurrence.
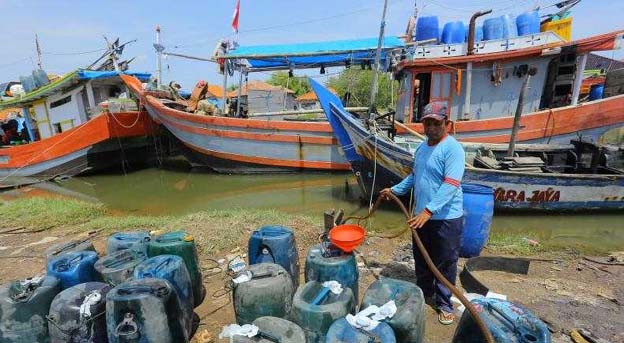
[224,36,404,70]
[77,70,151,82]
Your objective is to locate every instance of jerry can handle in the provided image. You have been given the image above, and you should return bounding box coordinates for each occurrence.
[256,330,281,343]
[311,287,331,305]
[115,313,140,340]
[485,302,518,331]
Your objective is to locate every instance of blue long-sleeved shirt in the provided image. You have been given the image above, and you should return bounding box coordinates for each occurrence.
[391,135,465,220]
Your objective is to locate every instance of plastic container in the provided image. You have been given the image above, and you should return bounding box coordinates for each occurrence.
[107,231,151,255]
[134,255,194,335]
[46,250,100,289]
[516,11,540,36]
[106,278,188,343]
[32,69,49,88]
[483,17,504,40]
[19,75,37,93]
[325,318,396,343]
[452,298,551,343]
[441,21,466,44]
[540,17,572,41]
[248,225,300,288]
[290,280,355,343]
[416,16,440,42]
[232,316,307,343]
[45,238,96,262]
[305,243,359,301]
[500,14,517,39]
[461,183,495,258]
[95,249,147,286]
[0,275,62,342]
[148,231,205,307]
[233,263,294,325]
[589,84,604,101]
[361,278,425,343]
[48,282,111,343]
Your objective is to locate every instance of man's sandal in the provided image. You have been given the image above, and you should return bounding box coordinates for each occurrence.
[438,310,455,325]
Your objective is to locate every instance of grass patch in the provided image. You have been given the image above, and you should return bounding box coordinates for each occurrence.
[2,198,321,256]
[0,197,104,229]
[486,233,547,256]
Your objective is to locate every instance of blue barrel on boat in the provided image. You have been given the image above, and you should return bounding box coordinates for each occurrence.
[472,25,484,42]
[452,298,551,343]
[290,280,355,343]
[483,17,504,40]
[441,21,466,44]
[516,11,540,36]
[0,275,62,342]
[47,250,100,289]
[134,255,194,336]
[416,16,440,42]
[106,278,188,343]
[461,183,494,258]
[248,225,300,288]
[325,318,396,343]
[500,14,517,38]
[32,69,49,88]
[107,231,151,255]
[361,278,425,343]
[589,84,604,101]
[305,243,359,301]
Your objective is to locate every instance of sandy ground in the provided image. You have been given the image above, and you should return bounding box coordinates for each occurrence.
[0,225,622,342]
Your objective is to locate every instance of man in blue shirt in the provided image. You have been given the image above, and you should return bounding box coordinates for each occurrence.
[381,101,465,325]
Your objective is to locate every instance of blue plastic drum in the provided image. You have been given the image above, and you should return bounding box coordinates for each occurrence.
[416,16,440,42]
[47,251,100,289]
[516,11,540,36]
[248,225,300,288]
[325,318,396,343]
[461,183,494,258]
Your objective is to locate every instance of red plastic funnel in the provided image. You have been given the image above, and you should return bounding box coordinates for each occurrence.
[329,224,366,253]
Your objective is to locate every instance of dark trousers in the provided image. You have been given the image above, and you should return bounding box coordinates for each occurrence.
[412,216,463,313]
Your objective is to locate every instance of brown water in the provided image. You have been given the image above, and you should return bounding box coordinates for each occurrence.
[3,168,623,252]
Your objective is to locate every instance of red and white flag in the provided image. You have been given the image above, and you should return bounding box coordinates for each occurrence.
[232,0,240,33]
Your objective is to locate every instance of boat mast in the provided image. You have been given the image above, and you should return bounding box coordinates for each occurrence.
[104,36,121,72]
[508,67,538,157]
[368,0,390,118]
[156,26,163,89]
[35,34,43,70]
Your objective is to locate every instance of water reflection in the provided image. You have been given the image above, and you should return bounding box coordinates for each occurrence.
[2,168,622,252]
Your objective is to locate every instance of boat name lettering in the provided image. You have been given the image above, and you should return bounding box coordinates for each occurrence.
[494,187,560,202]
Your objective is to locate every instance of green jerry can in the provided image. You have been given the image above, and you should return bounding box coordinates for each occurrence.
[0,275,62,343]
[147,231,205,307]
[305,243,359,301]
[290,280,355,343]
[106,278,188,343]
[94,249,147,286]
[233,263,294,325]
[361,278,426,343]
[232,316,307,343]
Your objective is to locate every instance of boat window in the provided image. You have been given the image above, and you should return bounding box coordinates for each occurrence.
[50,95,72,109]
[412,73,432,121]
[395,74,412,122]
[53,123,62,134]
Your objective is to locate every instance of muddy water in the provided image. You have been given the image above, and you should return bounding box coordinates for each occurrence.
[3,168,623,252]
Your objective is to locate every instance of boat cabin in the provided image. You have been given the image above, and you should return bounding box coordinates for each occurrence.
[394,22,624,123]
[0,70,150,142]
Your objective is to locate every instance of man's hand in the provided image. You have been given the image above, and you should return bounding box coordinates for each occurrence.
[407,209,432,229]
[379,188,393,200]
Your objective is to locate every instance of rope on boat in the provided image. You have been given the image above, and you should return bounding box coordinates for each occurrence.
[343,192,496,343]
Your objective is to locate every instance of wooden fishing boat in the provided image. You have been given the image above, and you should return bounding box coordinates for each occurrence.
[0,70,157,179]
[135,24,623,173]
[121,74,351,173]
[311,79,624,212]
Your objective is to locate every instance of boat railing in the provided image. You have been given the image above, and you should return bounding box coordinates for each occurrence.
[407,31,564,60]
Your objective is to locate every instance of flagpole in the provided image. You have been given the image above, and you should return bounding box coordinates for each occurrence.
[35,34,43,70]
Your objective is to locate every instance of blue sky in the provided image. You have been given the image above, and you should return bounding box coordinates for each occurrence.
[1,0,622,89]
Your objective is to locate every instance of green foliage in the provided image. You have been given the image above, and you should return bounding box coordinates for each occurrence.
[327,69,398,110]
[266,71,311,97]
[0,197,104,229]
